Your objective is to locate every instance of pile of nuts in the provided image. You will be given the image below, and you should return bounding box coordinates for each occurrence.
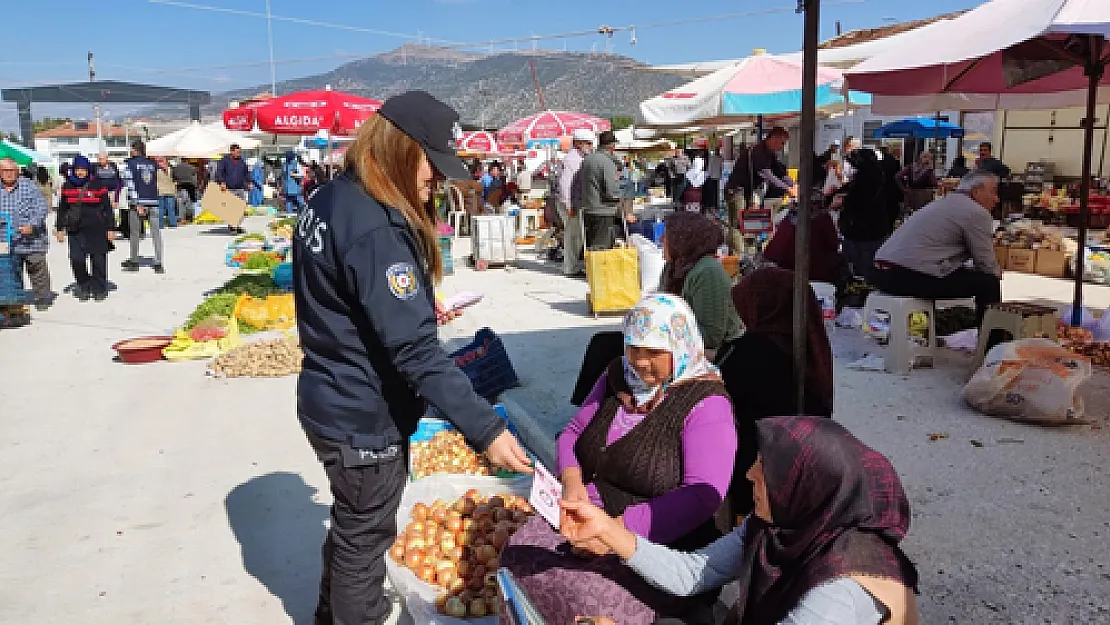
[410,430,495,480]
[209,337,302,378]
[389,490,534,619]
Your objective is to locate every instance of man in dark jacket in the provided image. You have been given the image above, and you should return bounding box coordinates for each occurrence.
[56,156,116,301]
[574,130,623,250]
[215,144,249,234]
[172,159,198,222]
[121,141,165,273]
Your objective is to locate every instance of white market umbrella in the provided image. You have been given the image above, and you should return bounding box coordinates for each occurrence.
[146,121,260,158]
[845,0,1109,325]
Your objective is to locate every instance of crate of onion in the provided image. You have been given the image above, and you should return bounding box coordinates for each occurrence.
[385,474,533,624]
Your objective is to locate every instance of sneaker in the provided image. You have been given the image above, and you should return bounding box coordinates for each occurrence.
[34,302,49,312]
[121,259,140,272]
[93,292,108,302]
[153,264,165,274]
[75,287,91,302]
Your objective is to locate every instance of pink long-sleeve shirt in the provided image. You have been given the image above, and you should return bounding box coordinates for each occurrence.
[556,373,737,544]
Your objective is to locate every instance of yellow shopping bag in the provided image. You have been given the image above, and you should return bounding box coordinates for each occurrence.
[584,247,641,316]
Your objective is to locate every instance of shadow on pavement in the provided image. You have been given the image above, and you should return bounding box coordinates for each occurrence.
[225,471,327,624]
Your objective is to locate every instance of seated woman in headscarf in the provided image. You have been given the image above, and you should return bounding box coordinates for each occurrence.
[564,416,920,625]
[761,203,847,287]
[717,266,834,515]
[501,294,738,625]
[570,213,743,406]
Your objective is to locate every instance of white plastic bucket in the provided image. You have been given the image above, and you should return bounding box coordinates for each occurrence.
[630,234,665,294]
[810,282,837,329]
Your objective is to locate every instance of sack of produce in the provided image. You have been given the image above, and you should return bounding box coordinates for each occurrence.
[385,474,533,625]
[164,316,242,361]
[963,338,1092,424]
[234,293,296,331]
[409,409,522,481]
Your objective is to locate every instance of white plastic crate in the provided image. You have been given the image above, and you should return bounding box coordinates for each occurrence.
[471,215,518,265]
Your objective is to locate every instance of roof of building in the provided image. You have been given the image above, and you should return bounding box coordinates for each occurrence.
[818,10,970,49]
[35,122,129,140]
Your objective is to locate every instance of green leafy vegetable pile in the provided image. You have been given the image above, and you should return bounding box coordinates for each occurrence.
[214,274,284,298]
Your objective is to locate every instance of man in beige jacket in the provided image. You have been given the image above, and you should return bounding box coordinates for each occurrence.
[873,170,1002,325]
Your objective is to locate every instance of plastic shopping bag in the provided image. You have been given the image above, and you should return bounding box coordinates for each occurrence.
[384,474,532,625]
[962,338,1092,424]
[234,293,296,330]
[585,247,641,314]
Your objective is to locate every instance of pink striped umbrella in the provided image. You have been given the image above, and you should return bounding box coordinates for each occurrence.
[458,130,500,153]
[497,111,610,144]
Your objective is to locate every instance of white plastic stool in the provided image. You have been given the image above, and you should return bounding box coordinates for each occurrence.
[862,292,937,374]
[447,210,468,239]
[518,208,541,238]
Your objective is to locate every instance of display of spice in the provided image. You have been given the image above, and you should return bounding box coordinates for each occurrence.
[411,430,495,480]
[389,491,534,619]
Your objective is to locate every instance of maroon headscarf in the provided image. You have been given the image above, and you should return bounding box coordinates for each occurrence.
[728,417,919,625]
[660,212,724,295]
[732,266,834,416]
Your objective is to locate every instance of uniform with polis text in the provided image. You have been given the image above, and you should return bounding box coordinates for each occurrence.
[293,91,532,625]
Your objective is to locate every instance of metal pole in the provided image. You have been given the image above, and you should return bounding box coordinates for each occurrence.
[265,0,277,95]
[793,0,820,412]
[1072,36,1105,327]
[89,52,103,153]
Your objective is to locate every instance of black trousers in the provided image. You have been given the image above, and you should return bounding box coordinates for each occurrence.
[68,233,108,295]
[873,264,1001,325]
[304,428,407,625]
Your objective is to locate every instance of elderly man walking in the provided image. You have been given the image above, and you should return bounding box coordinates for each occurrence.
[0,157,52,309]
[557,129,594,277]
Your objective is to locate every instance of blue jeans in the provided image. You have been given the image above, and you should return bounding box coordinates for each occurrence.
[159,195,177,227]
[285,194,306,214]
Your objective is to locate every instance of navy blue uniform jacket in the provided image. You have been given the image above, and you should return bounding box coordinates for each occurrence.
[293,171,505,452]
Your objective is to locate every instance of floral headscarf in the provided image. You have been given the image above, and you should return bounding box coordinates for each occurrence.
[621,293,719,409]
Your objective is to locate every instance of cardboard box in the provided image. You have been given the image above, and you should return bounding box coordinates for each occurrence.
[1034,249,1068,278]
[1007,248,1037,273]
[200,186,246,228]
[994,245,1009,271]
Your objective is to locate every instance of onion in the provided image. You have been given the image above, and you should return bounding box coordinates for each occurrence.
[463,488,481,502]
[473,504,491,521]
[449,545,466,562]
[448,577,466,594]
[436,568,457,588]
[444,596,467,618]
[445,514,463,533]
[412,503,430,521]
[488,496,506,509]
[406,536,426,552]
[389,543,405,562]
[467,575,484,592]
[459,499,476,516]
[404,550,425,569]
[417,564,437,583]
[432,505,449,524]
[490,529,509,550]
[456,559,472,577]
[440,535,457,553]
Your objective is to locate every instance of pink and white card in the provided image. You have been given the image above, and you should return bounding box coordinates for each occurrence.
[528,460,563,530]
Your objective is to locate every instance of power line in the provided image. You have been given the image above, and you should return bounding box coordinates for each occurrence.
[147,0,462,44]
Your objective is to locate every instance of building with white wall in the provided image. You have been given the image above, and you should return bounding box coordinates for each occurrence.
[33,121,133,163]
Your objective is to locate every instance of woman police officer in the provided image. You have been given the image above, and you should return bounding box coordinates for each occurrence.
[293,91,533,625]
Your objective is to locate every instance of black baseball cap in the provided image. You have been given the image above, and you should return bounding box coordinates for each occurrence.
[377,91,469,180]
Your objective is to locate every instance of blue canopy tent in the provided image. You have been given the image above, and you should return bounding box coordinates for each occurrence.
[872,117,965,139]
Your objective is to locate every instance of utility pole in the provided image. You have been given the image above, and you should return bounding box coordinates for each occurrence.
[265,0,277,95]
[793,0,820,412]
[89,52,103,153]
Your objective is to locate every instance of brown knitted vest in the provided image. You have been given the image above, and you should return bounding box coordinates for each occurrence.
[575,359,731,551]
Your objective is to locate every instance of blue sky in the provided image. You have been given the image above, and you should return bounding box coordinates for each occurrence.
[0,0,983,130]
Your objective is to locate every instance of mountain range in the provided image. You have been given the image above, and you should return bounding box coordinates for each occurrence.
[181,44,687,128]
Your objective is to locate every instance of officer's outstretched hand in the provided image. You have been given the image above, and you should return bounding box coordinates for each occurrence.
[485,430,534,474]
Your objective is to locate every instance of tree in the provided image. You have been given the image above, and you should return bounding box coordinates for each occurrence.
[31,117,72,133]
[609,116,635,131]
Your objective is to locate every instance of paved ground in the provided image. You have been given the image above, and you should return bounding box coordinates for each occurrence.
[1,218,1108,623]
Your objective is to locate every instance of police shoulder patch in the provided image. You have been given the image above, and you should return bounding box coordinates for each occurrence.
[386,262,419,300]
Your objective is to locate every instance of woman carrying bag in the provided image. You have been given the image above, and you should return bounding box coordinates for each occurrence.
[293,90,533,625]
